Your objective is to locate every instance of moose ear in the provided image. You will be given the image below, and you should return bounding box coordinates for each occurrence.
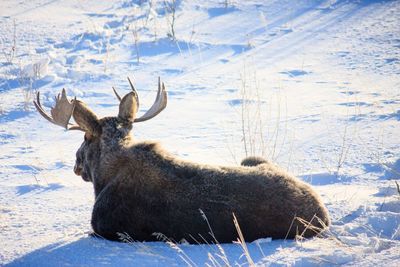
[118,92,138,123]
[72,100,101,136]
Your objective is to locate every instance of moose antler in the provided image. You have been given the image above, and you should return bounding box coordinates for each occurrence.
[113,77,167,123]
[33,88,83,131]
[112,77,139,109]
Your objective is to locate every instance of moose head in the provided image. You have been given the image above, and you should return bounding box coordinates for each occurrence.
[33,78,167,183]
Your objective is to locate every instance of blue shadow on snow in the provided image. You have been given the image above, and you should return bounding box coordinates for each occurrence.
[16,183,64,196]
[6,236,287,266]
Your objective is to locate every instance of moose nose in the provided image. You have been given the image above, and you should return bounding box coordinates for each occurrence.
[74,164,82,176]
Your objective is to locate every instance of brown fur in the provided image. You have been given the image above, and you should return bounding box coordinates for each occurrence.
[71,93,330,243]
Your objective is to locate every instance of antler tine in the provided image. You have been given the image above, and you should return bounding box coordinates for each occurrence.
[33,91,58,125]
[112,77,140,110]
[112,87,122,102]
[33,89,83,131]
[134,77,167,123]
[127,77,139,108]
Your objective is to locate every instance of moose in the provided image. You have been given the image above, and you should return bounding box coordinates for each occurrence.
[34,77,330,243]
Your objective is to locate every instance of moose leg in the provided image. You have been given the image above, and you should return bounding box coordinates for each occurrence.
[90,183,125,241]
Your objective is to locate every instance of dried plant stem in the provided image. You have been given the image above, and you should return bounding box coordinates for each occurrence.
[164,0,177,40]
[233,213,255,267]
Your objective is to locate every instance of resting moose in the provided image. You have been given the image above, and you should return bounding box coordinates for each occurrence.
[34,77,330,243]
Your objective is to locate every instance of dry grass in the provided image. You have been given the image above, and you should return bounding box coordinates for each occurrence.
[158,211,260,266]
[95,210,344,266]
[232,213,255,266]
[0,18,17,65]
[131,16,141,64]
[164,0,178,40]
[231,62,289,165]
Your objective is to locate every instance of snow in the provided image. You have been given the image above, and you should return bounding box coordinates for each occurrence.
[1,0,399,266]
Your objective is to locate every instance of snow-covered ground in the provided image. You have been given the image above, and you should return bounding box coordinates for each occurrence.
[1,0,399,266]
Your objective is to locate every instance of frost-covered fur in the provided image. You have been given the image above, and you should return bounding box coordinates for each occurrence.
[72,95,330,243]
